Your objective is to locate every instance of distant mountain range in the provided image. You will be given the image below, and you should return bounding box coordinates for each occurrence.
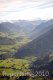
[0,20,44,35]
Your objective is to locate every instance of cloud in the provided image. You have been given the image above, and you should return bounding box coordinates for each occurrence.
[0,0,53,21]
[0,0,53,11]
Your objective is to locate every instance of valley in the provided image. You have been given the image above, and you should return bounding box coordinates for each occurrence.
[0,19,53,80]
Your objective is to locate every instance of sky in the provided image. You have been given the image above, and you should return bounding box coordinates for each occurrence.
[0,0,53,21]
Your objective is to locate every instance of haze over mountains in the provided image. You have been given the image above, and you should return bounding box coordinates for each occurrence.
[0,19,53,38]
[0,19,44,35]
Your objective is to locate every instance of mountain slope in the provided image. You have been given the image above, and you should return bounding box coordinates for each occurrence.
[0,22,21,33]
[15,26,53,58]
[30,55,53,77]
[29,19,53,39]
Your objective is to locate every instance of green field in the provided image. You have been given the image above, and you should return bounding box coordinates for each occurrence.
[0,57,37,76]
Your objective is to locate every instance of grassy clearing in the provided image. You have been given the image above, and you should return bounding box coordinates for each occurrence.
[0,58,30,76]
[0,57,37,76]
